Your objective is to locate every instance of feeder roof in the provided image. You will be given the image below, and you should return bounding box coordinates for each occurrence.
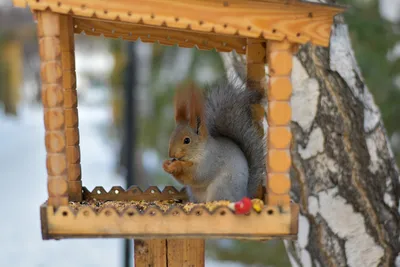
[13,0,346,47]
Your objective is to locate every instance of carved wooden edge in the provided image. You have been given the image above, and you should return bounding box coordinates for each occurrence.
[13,0,345,47]
[40,202,299,240]
[73,18,248,54]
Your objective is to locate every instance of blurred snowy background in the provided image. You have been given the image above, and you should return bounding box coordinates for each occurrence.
[0,0,399,266]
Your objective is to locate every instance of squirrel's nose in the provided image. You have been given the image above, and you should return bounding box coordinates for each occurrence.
[168,148,176,159]
[169,148,183,159]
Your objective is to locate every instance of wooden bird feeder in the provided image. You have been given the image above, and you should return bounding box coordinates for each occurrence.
[12,0,345,265]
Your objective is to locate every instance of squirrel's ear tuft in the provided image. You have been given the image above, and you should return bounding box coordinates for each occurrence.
[174,82,191,123]
[173,81,208,138]
[188,84,208,138]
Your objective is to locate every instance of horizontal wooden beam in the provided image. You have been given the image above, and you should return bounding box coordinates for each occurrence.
[13,0,346,47]
[73,18,248,54]
[41,201,299,240]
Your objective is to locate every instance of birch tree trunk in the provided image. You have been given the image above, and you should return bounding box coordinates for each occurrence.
[223,11,400,267]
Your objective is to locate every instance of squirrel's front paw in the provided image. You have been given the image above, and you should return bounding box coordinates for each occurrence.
[163,159,181,175]
[162,159,174,174]
[162,160,193,176]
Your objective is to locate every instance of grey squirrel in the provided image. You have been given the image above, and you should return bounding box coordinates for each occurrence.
[162,77,266,203]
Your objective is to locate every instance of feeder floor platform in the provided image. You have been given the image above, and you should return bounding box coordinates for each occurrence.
[40,186,299,240]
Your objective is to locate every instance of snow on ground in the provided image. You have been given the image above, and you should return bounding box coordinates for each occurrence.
[0,102,124,267]
[0,98,246,267]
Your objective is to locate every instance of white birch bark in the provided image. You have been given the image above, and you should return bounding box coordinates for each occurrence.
[222,8,400,267]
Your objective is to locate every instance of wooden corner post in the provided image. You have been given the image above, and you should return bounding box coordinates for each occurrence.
[60,15,82,202]
[266,39,294,209]
[38,11,69,207]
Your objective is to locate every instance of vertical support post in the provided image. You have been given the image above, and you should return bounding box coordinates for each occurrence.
[60,15,82,202]
[167,239,205,267]
[134,239,205,267]
[134,240,167,267]
[37,11,68,207]
[266,39,294,208]
[246,39,267,137]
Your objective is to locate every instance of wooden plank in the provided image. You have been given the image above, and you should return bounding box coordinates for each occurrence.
[73,18,247,54]
[134,239,167,267]
[60,15,82,202]
[13,0,346,47]
[37,10,69,207]
[42,202,299,239]
[167,239,205,267]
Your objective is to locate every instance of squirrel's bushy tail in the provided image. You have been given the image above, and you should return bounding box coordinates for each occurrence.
[204,77,266,198]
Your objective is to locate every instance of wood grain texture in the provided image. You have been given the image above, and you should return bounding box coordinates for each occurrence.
[266,39,294,208]
[38,11,69,207]
[134,239,167,267]
[13,0,345,47]
[40,201,299,239]
[73,18,248,54]
[167,239,205,267]
[60,15,82,202]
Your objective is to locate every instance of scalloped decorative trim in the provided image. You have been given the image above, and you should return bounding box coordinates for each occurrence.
[81,185,189,201]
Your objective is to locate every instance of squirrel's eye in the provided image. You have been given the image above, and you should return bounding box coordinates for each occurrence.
[183,137,191,144]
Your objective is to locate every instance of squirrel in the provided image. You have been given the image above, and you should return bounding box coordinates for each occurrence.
[162,77,266,203]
